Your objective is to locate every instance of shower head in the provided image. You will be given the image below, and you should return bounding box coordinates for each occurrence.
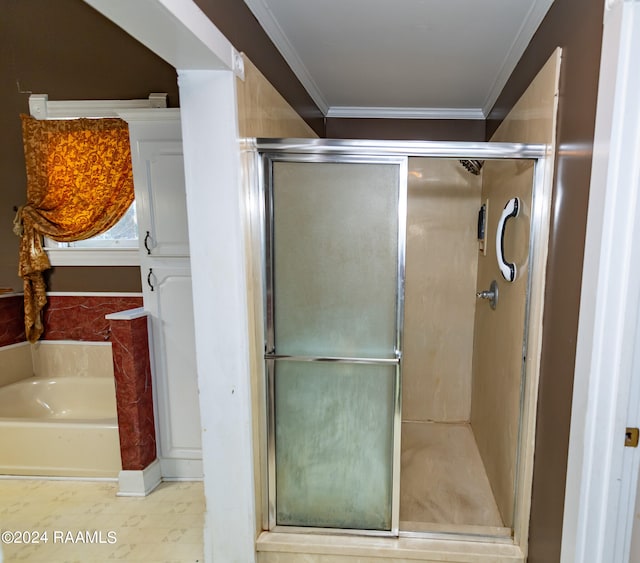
[459,159,484,175]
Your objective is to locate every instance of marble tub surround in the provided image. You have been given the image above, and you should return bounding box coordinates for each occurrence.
[42,294,142,341]
[106,308,157,472]
[0,293,25,347]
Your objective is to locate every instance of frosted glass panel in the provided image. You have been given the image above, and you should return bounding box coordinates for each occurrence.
[272,161,399,358]
[275,361,395,530]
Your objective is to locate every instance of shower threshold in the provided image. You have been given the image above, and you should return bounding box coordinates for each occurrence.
[400,421,512,539]
[256,530,524,562]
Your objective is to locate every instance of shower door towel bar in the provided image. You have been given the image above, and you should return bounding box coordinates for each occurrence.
[264,353,401,365]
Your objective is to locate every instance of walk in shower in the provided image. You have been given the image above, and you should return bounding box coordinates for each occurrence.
[250,139,549,542]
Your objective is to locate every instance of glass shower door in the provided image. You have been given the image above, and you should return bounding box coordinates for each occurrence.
[265,157,406,533]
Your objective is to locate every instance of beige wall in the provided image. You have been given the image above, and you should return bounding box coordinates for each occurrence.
[403,159,480,422]
[0,343,32,387]
[236,55,318,139]
[471,50,561,526]
[0,341,114,388]
[31,341,114,379]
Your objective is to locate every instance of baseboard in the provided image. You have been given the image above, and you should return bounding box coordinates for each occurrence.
[159,457,203,480]
[117,458,162,496]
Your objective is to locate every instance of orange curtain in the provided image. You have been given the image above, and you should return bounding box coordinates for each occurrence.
[15,115,134,342]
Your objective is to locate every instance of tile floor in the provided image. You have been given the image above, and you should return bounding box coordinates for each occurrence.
[0,479,204,562]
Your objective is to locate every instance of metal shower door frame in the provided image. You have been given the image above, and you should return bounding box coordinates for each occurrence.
[253,138,548,542]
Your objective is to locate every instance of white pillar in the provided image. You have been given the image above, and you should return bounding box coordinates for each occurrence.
[178,69,256,563]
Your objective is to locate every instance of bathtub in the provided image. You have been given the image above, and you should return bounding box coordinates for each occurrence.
[0,374,122,478]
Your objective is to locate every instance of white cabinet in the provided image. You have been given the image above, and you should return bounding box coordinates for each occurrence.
[145,259,202,477]
[136,142,190,257]
[122,110,202,479]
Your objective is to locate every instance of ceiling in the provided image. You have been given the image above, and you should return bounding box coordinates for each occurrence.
[243,0,555,120]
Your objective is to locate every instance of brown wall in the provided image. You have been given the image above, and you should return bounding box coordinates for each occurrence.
[1,0,179,293]
[44,267,142,293]
[326,117,485,141]
[487,0,604,561]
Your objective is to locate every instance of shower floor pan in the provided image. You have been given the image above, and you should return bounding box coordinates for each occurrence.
[400,421,511,538]
[257,421,520,562]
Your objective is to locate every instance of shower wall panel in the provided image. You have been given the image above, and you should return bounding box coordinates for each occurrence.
[471,159,533,528]
[236,55,318,139]
[471,51,561,527]
[403,159,480,423]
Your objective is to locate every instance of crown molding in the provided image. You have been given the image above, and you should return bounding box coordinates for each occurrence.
[326,106,486,120]
[243,0,330,114]
[482,0,555,116]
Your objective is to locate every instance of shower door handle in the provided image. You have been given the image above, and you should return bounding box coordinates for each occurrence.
[264,354,400,365]
[496,197,520,282]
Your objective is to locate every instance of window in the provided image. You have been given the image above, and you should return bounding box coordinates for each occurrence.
[44,202,140,266]
[27,93,168,268]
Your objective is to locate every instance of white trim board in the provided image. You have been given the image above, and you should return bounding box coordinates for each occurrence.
[45,248,140,267]
[29,93,167,120]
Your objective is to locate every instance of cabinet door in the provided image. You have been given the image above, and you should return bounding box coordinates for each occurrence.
[144,260,202,463]
[137,142,189,257]
[128,120,190,257]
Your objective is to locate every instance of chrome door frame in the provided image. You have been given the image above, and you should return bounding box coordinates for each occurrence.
[252,138,548,542]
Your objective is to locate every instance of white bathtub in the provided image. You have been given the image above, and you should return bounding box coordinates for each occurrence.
[0,373,122,478]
